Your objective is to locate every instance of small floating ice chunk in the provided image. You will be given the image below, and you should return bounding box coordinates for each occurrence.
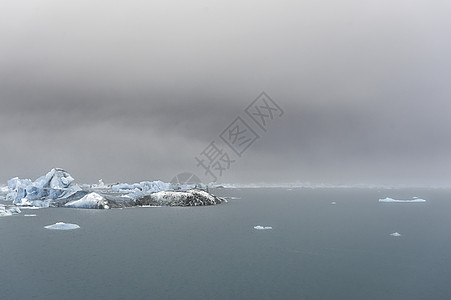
[44,222,80,230]
[379,197,426,203]
[390,232,402,237]
[24,214,36,217]
[7,206,21,214]
[254,225,273,230]
[331,202,337,205]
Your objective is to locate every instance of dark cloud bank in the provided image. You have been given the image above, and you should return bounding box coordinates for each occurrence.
[1,1,450,186]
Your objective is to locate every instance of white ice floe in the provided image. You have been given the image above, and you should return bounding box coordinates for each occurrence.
[379,197,426,203]
[390,232,402,237]
[65,192,109,209]
[44,222,80,230]
[331,202,337,205]
[24,214,36,217]
[254,226,273,230]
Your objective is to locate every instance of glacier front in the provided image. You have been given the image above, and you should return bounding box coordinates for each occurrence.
[3,168,225,209]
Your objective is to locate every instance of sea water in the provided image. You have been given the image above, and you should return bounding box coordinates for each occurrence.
[1,188,451,299]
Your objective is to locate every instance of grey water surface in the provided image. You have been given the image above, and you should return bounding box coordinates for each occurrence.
[1,188,451,300]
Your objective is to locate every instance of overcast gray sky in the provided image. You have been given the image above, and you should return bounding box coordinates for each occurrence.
[1,0,451,186]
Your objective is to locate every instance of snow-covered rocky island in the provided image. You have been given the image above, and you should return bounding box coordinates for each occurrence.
[0,168,225,212]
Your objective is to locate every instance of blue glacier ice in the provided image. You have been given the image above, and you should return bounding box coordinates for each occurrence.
[112,181,171,198]
[0,185,8,200]
[0,204,21,217]
[6,168,79,207]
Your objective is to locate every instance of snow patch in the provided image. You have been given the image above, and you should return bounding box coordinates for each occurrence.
[65,192,109,209]
[44,222,80,230]
[143,189,223,206]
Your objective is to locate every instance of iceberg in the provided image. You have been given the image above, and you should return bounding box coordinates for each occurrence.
[0,205,21,217]
[91,179,107,189]
[379,197,426,203]
[44,222,80,230]
[6,177,32,202]
[254,226,273,230]
[112,181,172,198]
[0,185,8,192]
[6,168,79,206]
[390,232,402,237]
[65,192,109,209]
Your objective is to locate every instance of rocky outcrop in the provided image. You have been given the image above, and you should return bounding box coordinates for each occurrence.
[134,190,225,207]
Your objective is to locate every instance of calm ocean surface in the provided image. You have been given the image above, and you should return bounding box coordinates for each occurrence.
[1,188,451,300]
